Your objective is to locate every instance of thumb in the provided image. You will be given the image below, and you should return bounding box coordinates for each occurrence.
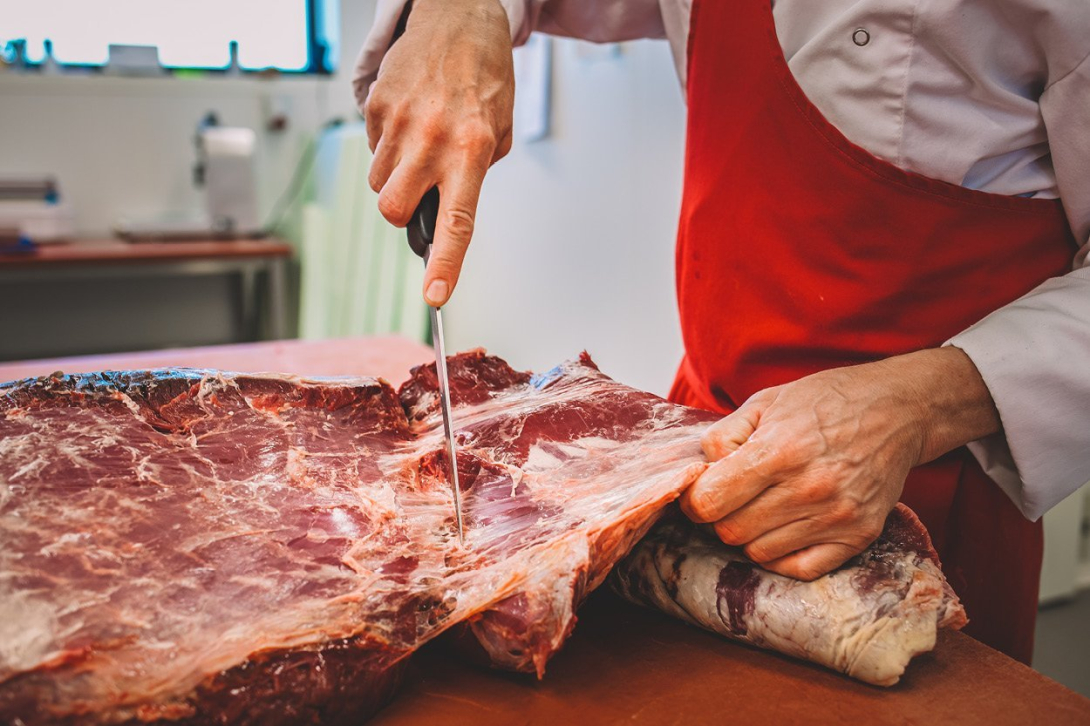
[423,171,484,307]
[701,396,766,461]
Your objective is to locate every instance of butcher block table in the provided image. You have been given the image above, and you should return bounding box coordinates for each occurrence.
[2,338,1088,726]
[378,590,1090,726]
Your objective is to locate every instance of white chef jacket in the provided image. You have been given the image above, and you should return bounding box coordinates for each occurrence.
[356,0,1090,520]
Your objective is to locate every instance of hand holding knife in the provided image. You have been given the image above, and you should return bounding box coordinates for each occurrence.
[384,0,499,546]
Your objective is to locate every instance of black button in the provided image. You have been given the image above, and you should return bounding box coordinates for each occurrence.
[852,28,870,46]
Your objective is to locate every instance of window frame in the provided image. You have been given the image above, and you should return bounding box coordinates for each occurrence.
[6,0,336,77]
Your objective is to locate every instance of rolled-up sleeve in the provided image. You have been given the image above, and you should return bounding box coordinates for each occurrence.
[947,52,1090,521]
[353,1,667,109]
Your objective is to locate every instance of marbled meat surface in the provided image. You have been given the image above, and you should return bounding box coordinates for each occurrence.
[0,351,715,725]
[612,504,968,686]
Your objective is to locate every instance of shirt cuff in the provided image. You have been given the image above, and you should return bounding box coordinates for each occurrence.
[946,267,1090,520]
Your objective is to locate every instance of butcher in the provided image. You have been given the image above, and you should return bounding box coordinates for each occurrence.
[354,0,1090,663]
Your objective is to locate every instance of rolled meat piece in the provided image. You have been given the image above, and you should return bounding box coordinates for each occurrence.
[611,504,968,686]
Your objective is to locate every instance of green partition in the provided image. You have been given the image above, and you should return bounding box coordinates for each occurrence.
[298,126,427,343]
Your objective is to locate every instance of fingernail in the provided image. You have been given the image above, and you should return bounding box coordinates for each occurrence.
[425,279,449,307]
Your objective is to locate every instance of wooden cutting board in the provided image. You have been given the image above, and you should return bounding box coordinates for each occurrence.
[373,589,1090,726]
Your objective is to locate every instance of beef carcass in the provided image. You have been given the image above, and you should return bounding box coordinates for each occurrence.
[0,351,715,725]
[611,504,968,686]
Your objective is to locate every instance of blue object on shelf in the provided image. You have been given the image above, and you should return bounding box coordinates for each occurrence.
[0,236,38,256]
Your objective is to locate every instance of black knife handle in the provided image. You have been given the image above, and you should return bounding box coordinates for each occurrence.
[407,186,440,259]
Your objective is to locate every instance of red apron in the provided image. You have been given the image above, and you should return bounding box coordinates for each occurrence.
[670,0,1077,664]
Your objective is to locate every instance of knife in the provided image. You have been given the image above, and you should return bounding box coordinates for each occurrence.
[407,187,466,546]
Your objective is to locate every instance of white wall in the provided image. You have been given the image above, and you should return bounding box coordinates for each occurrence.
[448,38,689,396]
[1,5,690,395]
[0,1,375,236]
[1041,487,1090,602]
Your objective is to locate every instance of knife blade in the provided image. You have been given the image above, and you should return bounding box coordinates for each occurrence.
[407,187,466,545]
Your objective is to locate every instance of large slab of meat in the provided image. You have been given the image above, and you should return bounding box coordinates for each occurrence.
[0,351,714,725]
[612,504,968,686]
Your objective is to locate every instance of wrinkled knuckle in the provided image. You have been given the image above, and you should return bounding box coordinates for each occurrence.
[772,439,806,469]
[714,519,747,546]
[494,133,513,161]
[744,445,774,476]
[749,449,784,477]
[701,427,729,458]
[793,429,826,457]
[421,115,449,145]
[829,499,858,526]
[744,541,774,564]
[683,491,714,523]
[683,497,708,523]
[377,193,410,225]
[363,91,388,122]
[383,108,410,135]
[442,207,476,241]
[764,561,794,579]
[802,477,837,503]
[461,121,497,154]
[794,563,826,582]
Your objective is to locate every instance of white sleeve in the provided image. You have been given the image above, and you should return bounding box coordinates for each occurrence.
[352,1,667,106]
[946,52,1090,521]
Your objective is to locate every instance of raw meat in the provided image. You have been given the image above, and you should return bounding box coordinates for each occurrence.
[0,351,714,725]
[612,504,968,686]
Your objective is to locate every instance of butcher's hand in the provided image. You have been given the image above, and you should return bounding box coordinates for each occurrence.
[680,347,1001,581]
[364,0,515,306]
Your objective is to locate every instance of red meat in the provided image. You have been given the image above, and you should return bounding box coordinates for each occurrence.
[0,352,713,724]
